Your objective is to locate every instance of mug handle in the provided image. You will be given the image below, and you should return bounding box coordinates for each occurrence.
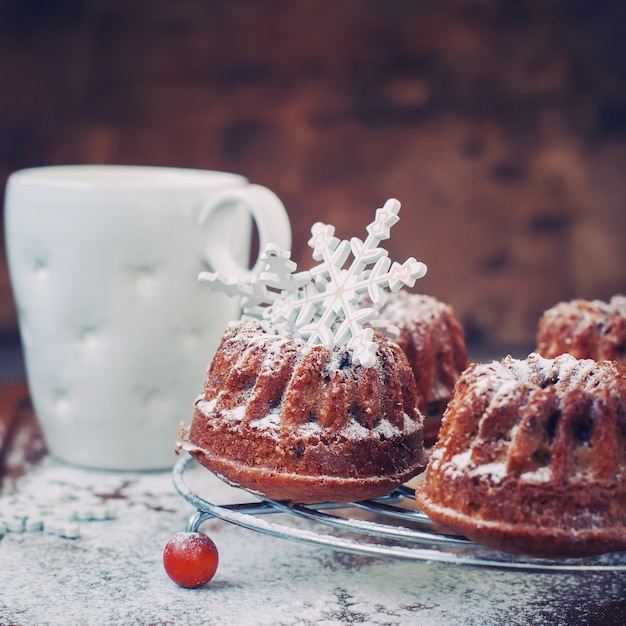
[199,184,292,279]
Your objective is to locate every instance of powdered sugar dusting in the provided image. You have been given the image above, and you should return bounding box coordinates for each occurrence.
[1,457,623,625]
[231,409,418,441]
[443,450,473,478]
[430,350,626,488]
[248,409,282,432]
[440,451,507,483]
[197,397,217,416]
[504,352,603,393]
[196,320,420,441]
[341,412,420,440]
[521,466,554,483]
[473,461,507,482]
[611,295,626,316]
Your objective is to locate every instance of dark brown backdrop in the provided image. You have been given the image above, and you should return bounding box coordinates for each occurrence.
[2,0,626,351]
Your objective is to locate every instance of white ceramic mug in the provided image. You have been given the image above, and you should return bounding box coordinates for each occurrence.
[4,165,291,470]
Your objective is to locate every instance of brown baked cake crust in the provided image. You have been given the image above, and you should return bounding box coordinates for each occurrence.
[415,352,626,558]
[378,292,468,444]
[536,295,626,364]
[181,320,425,503]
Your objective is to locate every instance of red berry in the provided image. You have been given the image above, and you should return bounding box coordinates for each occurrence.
[163,531,219,588]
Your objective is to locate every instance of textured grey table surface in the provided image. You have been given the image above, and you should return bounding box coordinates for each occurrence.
[1,455,625,626]
[0,339,625,626]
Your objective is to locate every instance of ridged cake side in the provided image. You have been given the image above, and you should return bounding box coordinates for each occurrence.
[378,292,468,443]
[184,320,425,503]
[536,296,626,364]
[415,352,626,557]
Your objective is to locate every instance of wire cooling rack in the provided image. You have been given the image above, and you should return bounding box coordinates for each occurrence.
[173,454,626,573]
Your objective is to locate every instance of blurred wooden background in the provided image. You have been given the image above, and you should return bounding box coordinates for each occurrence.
[1,0,626,352]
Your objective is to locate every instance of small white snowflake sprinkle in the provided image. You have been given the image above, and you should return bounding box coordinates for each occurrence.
[5,517,25,533]
[199,198,427,367]
[24,516,44,532]
[0,497,116,540]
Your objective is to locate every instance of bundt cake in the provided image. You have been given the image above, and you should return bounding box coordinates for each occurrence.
[536,296,626,364]
[180,319,425,503]
[376,292,468,444]
[415,352,626,558]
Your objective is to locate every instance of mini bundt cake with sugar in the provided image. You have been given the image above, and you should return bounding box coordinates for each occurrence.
[536,296,626,364]
[180,319,425,503]
[415,352,626,558]
[377,292,468,444]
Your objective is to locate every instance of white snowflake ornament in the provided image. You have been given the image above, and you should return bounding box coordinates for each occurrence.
[199,198,427,367]
[200,243,311,321]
